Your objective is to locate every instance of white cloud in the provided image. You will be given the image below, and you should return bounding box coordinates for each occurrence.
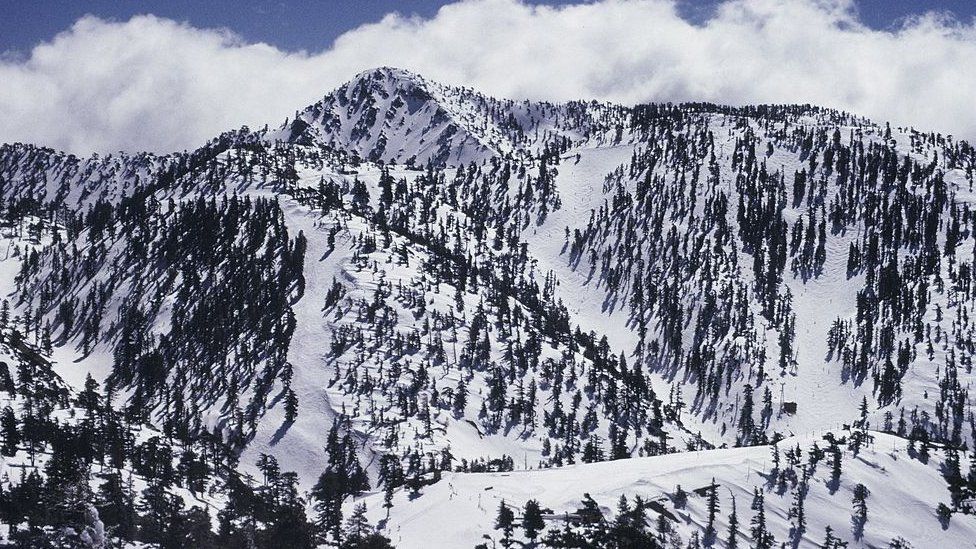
[2,0,975,154]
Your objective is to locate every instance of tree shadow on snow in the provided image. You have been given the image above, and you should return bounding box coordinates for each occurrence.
[269,419,294,446]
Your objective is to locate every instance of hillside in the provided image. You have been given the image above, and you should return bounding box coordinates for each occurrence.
[0,68,973,547]
[355,431,967,548]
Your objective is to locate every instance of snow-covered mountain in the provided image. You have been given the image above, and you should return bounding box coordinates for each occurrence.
[273,67,623,166]
[0,68,974,548]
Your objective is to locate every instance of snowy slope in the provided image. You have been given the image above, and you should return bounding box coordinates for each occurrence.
[352,430,974,548]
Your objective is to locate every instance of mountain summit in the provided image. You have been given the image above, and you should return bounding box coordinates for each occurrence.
[277,67,623,167]
[279,67,504,166]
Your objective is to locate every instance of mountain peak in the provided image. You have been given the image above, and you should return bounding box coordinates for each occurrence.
[277,68,624,167]
[278,66,495,166]
[341,67,431,103]
[350,66,425,87]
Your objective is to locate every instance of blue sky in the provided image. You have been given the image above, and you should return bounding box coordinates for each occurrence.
[2,0,974,54]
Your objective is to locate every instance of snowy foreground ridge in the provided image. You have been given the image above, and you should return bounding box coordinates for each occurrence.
[0,67,974,547]
[362,432,968,548]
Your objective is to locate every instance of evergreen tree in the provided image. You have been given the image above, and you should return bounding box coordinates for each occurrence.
[852,483,869,539]
[522,499,545,542]
[750,489,774,549]
[0,406,18,456]
[727,496,738,549]
[495,500,515,548]
[705,477,720,542]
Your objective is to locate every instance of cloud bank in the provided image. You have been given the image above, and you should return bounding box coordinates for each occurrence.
[2,0,975,154]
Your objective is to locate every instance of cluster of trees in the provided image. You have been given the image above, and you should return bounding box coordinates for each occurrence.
[820,127,976,447]
[568,111,791,444]
[1,74,975,547]
[14,191,307,450]
[0,316,266,546]
[0,331,380,547]
[0,140,340,547]
[573,100,976,452]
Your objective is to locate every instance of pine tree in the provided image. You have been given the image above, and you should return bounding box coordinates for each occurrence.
[383,482,395,519]
[852,483,869,539]
[750,489,774,549]
[943,447,963,507]
[858,396,869,429]
[522,499,545,542]
[937,502,952,528]
[791,477,807,542]
[739,384,755,445]
[0,406,18,456]
[727,496,738,549]
[344,503,371,543]
[453,380,467,418]
[673,485,687,509]
[705,477,720,542]
[40,321,52,357]
[77,374,101,415]
[820,525,845,548]
[284,388,299,423]
[495,500,515,548]
[96,472,136,541]
[828,441,842,492]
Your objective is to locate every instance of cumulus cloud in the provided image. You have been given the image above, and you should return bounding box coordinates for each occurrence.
[2,0,976,154]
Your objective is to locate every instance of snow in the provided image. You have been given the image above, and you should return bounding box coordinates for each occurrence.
[352,431,975,548]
